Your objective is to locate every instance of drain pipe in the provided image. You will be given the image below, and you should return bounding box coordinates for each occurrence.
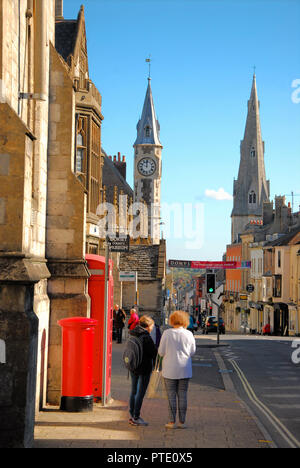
[18,0,21,114]
[20,0,47,102]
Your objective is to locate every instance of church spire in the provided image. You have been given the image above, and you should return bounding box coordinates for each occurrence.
[134,78,162,146]
[231,73,270,242]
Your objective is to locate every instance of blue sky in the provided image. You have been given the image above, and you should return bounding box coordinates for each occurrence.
[64,0,300,261]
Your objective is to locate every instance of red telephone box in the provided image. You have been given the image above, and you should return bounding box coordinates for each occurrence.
[86,254,114,403]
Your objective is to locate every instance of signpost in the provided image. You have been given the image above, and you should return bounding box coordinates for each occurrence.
[102,237,110,406]
[102,236,130,406]
[208,293,224,345]
[119,271,138,313]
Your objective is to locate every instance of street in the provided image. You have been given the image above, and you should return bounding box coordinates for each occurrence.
[200,333,300,449]
[34,333,273,449]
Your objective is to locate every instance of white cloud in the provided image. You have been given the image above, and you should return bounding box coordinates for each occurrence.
[205,188,233,201]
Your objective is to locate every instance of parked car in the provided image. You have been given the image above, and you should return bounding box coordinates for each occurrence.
[203,316,225,334]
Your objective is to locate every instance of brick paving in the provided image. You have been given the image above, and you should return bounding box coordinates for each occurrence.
[34,335,274,449]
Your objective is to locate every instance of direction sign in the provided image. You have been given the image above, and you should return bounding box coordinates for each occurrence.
[107,235,129,252]
[119,271,136,282]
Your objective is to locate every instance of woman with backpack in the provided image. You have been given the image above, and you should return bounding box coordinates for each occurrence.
[124,315,157,426]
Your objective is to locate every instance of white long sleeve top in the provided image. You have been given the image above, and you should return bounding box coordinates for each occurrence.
[158,327,196,379]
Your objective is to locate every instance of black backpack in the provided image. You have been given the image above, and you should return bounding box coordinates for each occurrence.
[123,335,143,373]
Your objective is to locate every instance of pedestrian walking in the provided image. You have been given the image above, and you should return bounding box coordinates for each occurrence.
[150,321,162,348]
[187,314,196,334]
[128,308,139,330]
[112,305,117,341]
[115,305,126,343]
[126,315,157,426]
[158,310,196,429]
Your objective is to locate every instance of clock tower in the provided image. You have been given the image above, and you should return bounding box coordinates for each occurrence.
[133,77,163,244]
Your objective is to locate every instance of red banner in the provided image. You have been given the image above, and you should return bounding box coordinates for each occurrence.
[191,261,237,269]
[168,260,239,269]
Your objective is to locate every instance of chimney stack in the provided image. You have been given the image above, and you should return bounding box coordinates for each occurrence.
[55,0,64,19]
[263,200,273,226]
[112,152,127,180]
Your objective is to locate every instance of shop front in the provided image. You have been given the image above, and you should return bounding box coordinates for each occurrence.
[273,303,289,336]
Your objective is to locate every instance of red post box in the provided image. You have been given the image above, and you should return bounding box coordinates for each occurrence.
[58,317,98,412]
[86,254,114,403]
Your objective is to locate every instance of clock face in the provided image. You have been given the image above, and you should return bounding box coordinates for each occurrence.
[137,157,156,176]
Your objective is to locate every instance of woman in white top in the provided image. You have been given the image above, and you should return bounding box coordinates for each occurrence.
[158,310,196,429]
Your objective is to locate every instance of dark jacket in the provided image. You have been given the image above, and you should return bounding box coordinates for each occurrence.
[115,309,126,329]
[129,325,157,375]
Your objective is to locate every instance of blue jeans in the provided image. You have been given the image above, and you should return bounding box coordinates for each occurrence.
[164,378,190,424]
[129,372,151,419]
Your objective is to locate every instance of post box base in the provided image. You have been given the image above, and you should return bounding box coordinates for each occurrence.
[60,396,94,412]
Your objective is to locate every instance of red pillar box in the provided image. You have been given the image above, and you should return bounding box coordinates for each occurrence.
[86,254,114,403]
[58,317,98,412]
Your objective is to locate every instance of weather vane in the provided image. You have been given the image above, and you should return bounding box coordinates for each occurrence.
[253,65,256,75]
[145,55,151,79]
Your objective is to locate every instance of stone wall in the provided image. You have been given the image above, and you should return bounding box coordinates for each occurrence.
[46,44,90,405]
[0,0,55,447]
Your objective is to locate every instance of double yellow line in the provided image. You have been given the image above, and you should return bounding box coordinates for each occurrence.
[229,359,300,449]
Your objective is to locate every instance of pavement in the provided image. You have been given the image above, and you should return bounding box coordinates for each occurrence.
[33,333,274,449]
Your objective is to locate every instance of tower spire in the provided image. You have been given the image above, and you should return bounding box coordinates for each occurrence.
[231,74,270,242]
[134,76,162,146]
[146,55,151,80]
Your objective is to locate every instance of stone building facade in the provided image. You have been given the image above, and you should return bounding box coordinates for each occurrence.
[224,196,300,334]
[46,5,106,406]
[0,0,55,448]
[0,0,167,448]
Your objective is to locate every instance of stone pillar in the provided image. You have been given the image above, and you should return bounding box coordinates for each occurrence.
[0,283,38,448]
